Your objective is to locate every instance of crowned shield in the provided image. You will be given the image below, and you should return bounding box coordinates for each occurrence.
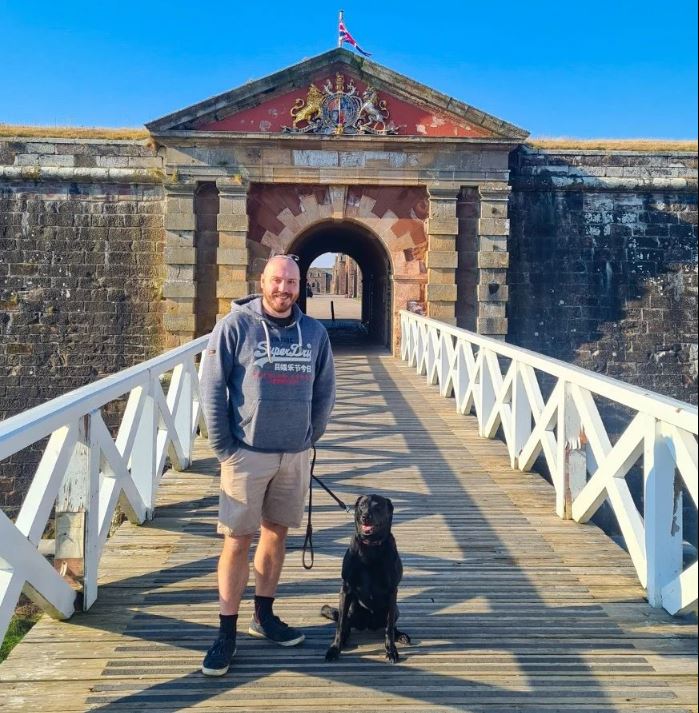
[283,73,400,135]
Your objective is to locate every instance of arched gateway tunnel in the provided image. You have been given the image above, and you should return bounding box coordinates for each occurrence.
[246,184,429,348]
[289,220,393,346]
[153,48,525,353]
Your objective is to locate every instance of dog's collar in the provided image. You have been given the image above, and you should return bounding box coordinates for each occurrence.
[357,534,386,547]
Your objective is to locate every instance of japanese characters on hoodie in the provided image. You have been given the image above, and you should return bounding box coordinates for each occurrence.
[201,295,336,461]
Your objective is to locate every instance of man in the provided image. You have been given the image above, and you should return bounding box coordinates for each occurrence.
[200,255,335,676]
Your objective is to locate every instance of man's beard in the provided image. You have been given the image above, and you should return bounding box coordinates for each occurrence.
[264,290,298,314]
[271,292,296,303]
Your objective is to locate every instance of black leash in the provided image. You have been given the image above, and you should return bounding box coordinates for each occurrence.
[302,446,354,570]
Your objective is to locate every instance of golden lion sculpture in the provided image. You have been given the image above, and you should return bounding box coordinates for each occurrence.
[291,84,324,129]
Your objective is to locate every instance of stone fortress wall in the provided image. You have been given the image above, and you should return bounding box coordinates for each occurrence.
[508,147,697,403]
[0,135,697,513]
[0,138,166,513]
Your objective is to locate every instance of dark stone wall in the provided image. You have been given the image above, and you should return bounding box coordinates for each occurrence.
[508,147,698,404]
[0,138,166,516]
[455,187,480,331]
[194,183,220,337]
[1,138,697,517]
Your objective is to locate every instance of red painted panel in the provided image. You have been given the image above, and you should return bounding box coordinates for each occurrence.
[198,66,493,137]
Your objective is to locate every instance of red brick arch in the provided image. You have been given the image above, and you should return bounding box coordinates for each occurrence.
[246,184,428,284]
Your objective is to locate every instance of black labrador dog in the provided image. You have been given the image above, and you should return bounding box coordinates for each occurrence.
[322,494,410,663]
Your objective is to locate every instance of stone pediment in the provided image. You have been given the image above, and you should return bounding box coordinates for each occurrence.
[146,48,528,141]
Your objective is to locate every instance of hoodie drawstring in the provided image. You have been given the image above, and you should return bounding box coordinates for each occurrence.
[261,320,273,363]
[261,319,303,364]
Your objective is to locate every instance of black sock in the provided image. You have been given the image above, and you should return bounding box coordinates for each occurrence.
[219,614,238,640]
[254,595,275,623]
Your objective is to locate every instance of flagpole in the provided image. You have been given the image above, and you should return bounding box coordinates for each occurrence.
[337,9,344,47]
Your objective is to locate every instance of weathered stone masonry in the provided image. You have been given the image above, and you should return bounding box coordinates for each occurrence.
[1,137,697,515]
[508,147,698,404]
[0,138,165,513]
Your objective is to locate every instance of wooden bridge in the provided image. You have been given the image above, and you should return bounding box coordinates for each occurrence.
[0,315,697,712]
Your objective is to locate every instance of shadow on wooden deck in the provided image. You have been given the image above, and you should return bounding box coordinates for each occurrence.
[1,349,696,712]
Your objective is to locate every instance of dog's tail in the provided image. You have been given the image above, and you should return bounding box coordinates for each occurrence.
[320,605,339,622]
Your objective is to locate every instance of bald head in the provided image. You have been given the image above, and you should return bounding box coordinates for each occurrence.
[260,255,301,318]
[263,255,300,280]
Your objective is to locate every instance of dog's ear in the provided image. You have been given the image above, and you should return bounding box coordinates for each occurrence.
[354,495,363,510]
[386,498,394,514]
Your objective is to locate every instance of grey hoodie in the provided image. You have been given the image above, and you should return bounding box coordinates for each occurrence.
[201,295,335,461]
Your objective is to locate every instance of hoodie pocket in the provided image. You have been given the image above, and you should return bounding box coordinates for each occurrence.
[245,398,312,451]
[239,400,258,428]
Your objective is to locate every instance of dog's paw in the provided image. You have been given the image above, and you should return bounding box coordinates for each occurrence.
[385,644,400,663]
[320,605,339,622]
[325,645,341,662]
[396,631,411,645]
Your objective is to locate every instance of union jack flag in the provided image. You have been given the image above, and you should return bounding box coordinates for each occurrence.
[338,17,371,56]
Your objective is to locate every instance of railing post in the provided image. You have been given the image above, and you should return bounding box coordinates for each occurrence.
[400,315,408,361]
[427,327,439,385]
[511,360,532,469]
[130,378,158,517]
[556,382,587,519]
[195,352,209,439]
[439,332,454,398]
[408,318,418,368]
[416,323,427,375]
[644,419,683,609]
[176,364,194,468]
[478,348,495,437]
[54,413,100,610]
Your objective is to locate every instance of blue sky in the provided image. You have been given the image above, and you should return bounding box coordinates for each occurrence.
[1,1,696,138]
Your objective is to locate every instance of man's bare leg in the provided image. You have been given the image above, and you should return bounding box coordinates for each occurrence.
[253,519,288,597]
[218,533,254,615]
[202,534,253,675]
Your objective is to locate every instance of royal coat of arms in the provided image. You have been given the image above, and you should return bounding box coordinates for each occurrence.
[283,73,400,135]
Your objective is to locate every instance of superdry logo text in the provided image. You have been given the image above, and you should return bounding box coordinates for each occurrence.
[253,341,313,370]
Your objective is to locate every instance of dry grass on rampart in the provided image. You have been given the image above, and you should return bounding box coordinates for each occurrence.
[529,137,697,152]
[0,125,696,152]
[0,124,149,140]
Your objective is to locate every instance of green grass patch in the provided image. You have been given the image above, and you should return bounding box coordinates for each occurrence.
[0,606,41,663]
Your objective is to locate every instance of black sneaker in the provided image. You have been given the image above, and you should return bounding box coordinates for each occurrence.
[201,636,237,676]
[248,615,305,647]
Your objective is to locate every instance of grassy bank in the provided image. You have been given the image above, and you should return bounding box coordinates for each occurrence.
[0,604,41,664]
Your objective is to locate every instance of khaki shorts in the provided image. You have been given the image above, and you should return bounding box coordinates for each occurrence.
[217,447,311,537]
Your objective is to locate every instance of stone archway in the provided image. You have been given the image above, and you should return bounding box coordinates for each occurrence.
[246,184,428,351]
[154,49,527,348]
[289,221,392,346]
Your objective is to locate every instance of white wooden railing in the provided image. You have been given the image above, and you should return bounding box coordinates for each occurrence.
[400,311,698,616]
[0,336,210,644]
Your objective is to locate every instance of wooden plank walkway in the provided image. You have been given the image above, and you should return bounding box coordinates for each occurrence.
[1,346,697,712]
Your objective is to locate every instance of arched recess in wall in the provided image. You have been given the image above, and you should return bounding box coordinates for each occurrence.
[289,220,393,347]
[194,182,219,336]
